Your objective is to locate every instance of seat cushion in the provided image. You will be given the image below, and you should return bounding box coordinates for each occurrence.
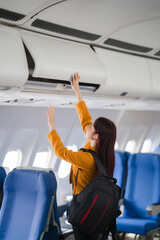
[117,217,159,235]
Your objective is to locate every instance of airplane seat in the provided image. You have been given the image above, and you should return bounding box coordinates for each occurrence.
[0,167,7,207]
[153,145,160,153]
[117,153,160,239]
[123,151,130,160]
[0,168,61,240]
[114,151,128,196]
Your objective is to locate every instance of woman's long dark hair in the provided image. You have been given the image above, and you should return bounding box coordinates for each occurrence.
[94,117,116,177]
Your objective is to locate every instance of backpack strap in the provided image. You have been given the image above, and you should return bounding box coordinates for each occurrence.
[80,148,117,183]
[74,148,117,195]
[74,168,79,196]
[74,148,107,195]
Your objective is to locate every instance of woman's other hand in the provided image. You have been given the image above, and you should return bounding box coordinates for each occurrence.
[46,106,55,131]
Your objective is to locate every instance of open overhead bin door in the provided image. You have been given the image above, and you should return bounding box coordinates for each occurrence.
[94,48,152,99]
[21,30,106,92]
[0,25,28,89]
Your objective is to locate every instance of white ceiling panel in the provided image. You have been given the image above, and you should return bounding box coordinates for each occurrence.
[0,0,59,14]
[105,19,160,49]
[24,0,160,36]
[0,0,63,25]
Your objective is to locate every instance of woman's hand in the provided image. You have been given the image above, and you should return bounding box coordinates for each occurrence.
[71,72,80,93]
[46,106,55,131]
[71,72,83,102]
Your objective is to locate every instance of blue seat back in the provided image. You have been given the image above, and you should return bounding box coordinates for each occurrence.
[0,167,6,191]
[114,151,128,189]
[123,153,160,221]
[0,169,60,240]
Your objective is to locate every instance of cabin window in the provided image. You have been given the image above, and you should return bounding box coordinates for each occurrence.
[3,150,22,171]
[141,139,152,153]
[125,140,136,153]
[114,141,119,150]
[58,145,77,179]
[33,149,51,168]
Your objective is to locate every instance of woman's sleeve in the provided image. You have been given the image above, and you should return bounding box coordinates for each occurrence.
[47,129,96,172]
[75,101,92,132]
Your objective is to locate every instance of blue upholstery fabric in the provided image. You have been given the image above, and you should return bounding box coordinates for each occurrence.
[0,169,61,240]
[117,218,159,235]
[124,151,130,160]
[114,151,128,188]
[117,153,160,235]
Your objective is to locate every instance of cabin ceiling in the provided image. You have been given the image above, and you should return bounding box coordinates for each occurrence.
[0,0,160,58]
[0,0,160,110]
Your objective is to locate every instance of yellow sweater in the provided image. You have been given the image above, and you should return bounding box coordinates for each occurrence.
[47,101,98,195]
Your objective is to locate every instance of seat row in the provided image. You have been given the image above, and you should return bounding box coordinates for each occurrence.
[0,167,69,240]
[114,152,160,240]
[0,152,159,240]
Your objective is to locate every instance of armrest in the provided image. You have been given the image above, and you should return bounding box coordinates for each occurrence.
[118,198,124,207]
[147,203,160,216]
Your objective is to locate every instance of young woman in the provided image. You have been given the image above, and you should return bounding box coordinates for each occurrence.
[46,72,116,240]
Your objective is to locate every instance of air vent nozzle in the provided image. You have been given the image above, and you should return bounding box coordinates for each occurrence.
[120,92,128,96]
[0,8,25,21]
[31,19,101,41]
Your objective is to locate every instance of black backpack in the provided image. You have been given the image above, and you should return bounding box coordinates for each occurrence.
[67,149,121,240]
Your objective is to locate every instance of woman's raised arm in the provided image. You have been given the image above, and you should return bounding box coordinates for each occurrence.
[70,72,83,103]
[70,72,92,132]
[46,106,55,131]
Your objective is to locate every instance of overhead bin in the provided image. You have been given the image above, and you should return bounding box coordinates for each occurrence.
[94,48,152,99]
[0,25,28,88]
[21,30,106,86]
[147,59,160,100]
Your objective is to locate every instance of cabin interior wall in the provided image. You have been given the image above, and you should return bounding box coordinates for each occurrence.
[116,110,160,152]
[0,104,160,205]
[0,105,160,164]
